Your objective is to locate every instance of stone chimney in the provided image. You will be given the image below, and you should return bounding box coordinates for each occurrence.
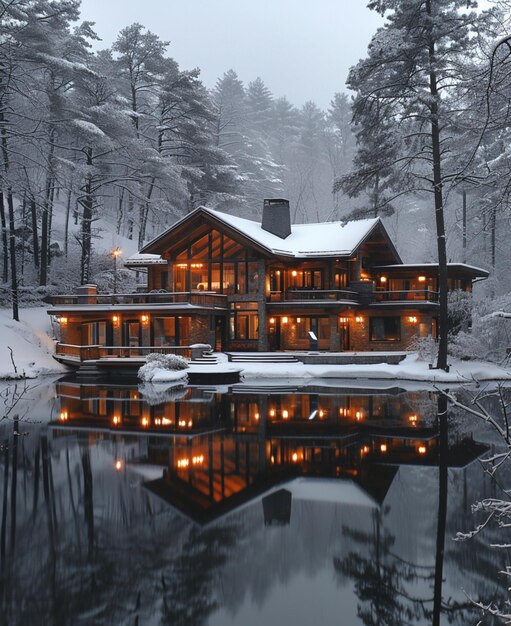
[262,198,291,239]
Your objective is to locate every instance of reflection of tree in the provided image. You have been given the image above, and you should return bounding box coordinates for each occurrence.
[335,508,434,625]
[162,524,239,626]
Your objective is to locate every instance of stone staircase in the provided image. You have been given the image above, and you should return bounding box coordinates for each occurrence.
[226,352,300,364]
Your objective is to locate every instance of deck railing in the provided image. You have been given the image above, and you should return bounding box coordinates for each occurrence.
[371,290,439,303]
[55,343,193,361]
[268,289,360,302]
[50,291,228,308]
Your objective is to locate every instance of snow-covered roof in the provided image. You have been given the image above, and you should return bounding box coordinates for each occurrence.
[374,262,489,277]
[124,252,167,267]
[141,206,389,259]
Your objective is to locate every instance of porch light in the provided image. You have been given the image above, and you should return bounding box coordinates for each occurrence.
[59,410,68,421]
[408,316,418,323]
[141,314,149,323]
[355,411,363,421]
[177,458,190,468]
[292,452,298,462]
[177,263,188,268]
[192,455,204,465]
[380,276,387,284]
[380,443,388,453]
[112,315,119,323]
[113,415,120,425]
[339,316,349,324]
[355,316,363,323]
[141,417,149,427]
[276,270,280,275]
[418,275,426,282]
[190,263,204,268]
[269,409,276,417]
[297,317,301,323]
[292,270,298,277]
[319,410,325,418]
[188,420,192,427]
[282,316,289,324]
[115,460,123,471]
[409,414,418,423]
[418,445,427,455]
[282,410,289,419]
[269,317,275,324]
[363,445,370,454]
[60,316,68,325]
[254,412,260,421]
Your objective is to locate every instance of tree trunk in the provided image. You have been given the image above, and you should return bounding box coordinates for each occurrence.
[80,148,94,285]
[462,190,467,264]
[138,177,155,248]
[9,416,18,556]
[426,0,448,371]
[0,192,8,283]
[64,188,72,257]
[7,190,18,321]
[30,197,39,270]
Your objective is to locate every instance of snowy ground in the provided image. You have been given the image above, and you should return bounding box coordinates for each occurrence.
[0,307,67,379]
[235,354,511,385]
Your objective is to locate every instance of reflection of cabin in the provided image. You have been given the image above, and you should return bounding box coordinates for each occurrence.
[48,199,489,365]
[50,381,486,525]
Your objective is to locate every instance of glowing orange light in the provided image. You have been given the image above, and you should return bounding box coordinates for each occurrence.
[380,443,388,453]
[409,414,418,423]
[418,275,426,282]
[269,409,276,417]
[59,410,68,421]
[418,445,427,455]
[254,412,260,421]
[141,315,149,323]
[319,410,324,418]
[271,455,275,464]
[297,317,301,323]
[192,455,204,464]
[282,316,289,324]
[355,316,363,323]
[380,276,387,284]
[177,458,190,468]
[141,417,149,427]
[190,263,204,268]
[269,317,275,325]
[179,419,186,427]
[60,316,68,325]
[292,270,297,277]
[282,410,289,419]
[188,420,192,428]
[113,315,119,323]
[408,316,418,323]
[115,460,123,471]
[355,411,363,421]
[339,317,349,324]
[112,247,121,258]
[113,415,119,425]
[292,452,298,462]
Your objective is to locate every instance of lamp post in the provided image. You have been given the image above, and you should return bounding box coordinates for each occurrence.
[112,247,121,295]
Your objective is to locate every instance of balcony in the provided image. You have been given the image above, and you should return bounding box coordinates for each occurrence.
[371,290,439,304]
[55,343,193,362]
[49,291,228,309]
[267,289,360,303]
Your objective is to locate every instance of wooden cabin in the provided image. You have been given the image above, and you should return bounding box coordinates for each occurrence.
[48,199,488,365]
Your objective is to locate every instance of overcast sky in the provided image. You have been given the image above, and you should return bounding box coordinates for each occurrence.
[78,0,383,110]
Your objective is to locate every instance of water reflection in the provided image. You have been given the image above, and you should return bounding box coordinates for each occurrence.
[0,378,508,625]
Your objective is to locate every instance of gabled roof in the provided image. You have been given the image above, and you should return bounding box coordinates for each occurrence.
[374,263,489,279]
[140,206,401,261]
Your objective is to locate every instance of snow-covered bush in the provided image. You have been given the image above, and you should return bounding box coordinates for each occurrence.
[448,289,473,334]
[407,334,438,364]
[138,352,189,382]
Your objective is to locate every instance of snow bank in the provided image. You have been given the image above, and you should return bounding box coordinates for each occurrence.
[0,307,67,379]
[238,353,511,384]
[140,368,189,384]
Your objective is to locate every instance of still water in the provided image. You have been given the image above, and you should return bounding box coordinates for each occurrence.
[0,376,509,625]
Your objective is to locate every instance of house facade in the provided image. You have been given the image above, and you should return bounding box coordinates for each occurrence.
[48,199,488,365]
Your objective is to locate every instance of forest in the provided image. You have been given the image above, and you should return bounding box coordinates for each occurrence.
[2,0,511,362]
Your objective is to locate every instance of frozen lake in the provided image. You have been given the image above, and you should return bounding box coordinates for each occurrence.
[0,376,508,625]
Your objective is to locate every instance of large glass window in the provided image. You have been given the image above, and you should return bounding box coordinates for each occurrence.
[153,317,176,346]
[296,317,330,340]
[230,303,258,340]
[370,317,401,341]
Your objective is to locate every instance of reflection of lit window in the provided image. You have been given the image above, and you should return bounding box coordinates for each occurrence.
[380,443,387,453]
[282,410,289,419]
[418,446,427,455]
